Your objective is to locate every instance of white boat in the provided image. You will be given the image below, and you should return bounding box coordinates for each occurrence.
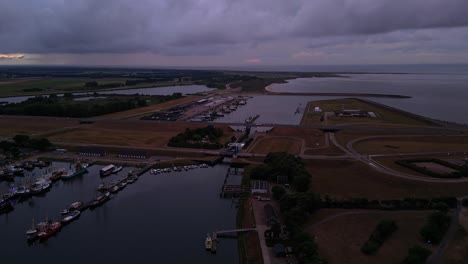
[61,210,80,224]
[70,201,83,210]
[100,164,115,177]
[112,166,123,174]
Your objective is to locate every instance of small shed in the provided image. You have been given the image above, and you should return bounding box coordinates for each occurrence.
[117,151,147,159]
[79,149,107,157]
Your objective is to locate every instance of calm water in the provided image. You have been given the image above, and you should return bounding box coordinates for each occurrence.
[216,95,341,125]
[1,163,238,264]
[271,74,468,124]
[78,84,214,96]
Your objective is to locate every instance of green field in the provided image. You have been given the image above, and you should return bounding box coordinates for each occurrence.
[0,78,190,97]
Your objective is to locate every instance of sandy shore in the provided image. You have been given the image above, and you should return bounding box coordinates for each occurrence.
[264,83,278,92]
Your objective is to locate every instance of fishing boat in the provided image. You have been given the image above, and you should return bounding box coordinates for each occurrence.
[89,192,110,209]
[49,169,65,182]
[61,210,80,224]
[26,220,47,241]
[38,221,62,241]
[15,186,30,198]
[62,162,88,180]
[30,179,52,195]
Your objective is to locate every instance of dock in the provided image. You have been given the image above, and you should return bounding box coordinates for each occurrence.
[215,228,257,238]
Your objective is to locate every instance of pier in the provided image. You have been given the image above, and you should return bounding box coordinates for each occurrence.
[215,228,257,238]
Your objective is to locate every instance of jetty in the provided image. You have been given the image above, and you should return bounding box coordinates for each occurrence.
[215,228,257,238]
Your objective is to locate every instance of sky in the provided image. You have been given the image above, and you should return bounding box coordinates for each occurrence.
[1,0,468,67]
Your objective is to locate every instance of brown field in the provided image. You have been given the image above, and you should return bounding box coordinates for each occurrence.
[306,209,432,264]
[95,95,202,119]
[47,121,233,148]
[247,126,326,155]
[303,143,345,156]
[354,136,468,154]
[0,116,78,137]
[250,137,302,154]
[305,159,468,199]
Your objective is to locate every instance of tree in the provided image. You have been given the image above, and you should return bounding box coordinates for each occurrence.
[272,186,286,200]
[85,81,98,87]
[13,134,30,146]
[402,246,431,264]
[294,175,311,192]
[29,138,52,151]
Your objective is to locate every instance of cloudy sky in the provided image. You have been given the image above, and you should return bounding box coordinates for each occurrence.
[1,0,468,67]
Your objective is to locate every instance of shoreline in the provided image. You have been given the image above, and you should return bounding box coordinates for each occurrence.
[264,83,278,92]
[265,91,412,99]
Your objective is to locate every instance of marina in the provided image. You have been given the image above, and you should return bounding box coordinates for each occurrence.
[0,161,238,263]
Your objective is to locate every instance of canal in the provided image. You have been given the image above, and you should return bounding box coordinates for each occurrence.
[1,162,238,263]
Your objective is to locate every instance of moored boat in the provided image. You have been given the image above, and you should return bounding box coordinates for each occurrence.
[38,221,62,241]
[62,162,88,180]
[112,166,123,174]
[61,210,80,224]
[205,234,212,250]
[0,199,14,213]
[69,201,83,210]
[89,192,110,209]
[100,164,115,177]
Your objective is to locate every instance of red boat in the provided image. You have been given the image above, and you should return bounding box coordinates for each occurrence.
[38,221,62,240]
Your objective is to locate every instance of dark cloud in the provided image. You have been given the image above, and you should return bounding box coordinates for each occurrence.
[0,0,467,58]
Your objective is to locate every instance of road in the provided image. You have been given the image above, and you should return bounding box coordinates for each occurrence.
[427,199,462,264]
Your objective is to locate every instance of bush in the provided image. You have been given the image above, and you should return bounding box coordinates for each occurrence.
[420,211,451,244]
[361,219,397,255]
[462,198,468,207]
[402,245,431,264]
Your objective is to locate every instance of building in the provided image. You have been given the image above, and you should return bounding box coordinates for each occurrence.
[79,149,107,157]
[117,151,147,159]
[251,180,268,194]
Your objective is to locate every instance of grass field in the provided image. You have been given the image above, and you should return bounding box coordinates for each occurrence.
[353,136,468,154]
[301,98,434,126]
[0,116,78,137]
[306,209,432,264]
[250,137,302,154]
[305,159,468,199]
